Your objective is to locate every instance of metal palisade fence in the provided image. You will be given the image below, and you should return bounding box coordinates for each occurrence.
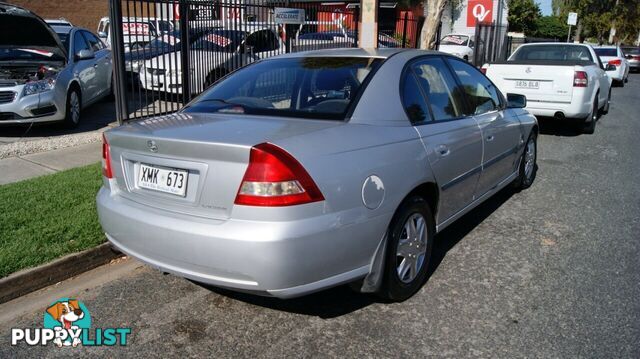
[108,0,365,122]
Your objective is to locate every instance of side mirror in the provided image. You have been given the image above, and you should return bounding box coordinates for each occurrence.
[97,31,107,38]
[75,49,95,61]
[605,64,616,71]
[506,93,527,109]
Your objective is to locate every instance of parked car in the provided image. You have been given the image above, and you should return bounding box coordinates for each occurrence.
[621,46,640,72]
[483,43,613,134]
[97,48,538,301]
[0,3,112,127]
[123,28,216,83]
[139,26,283,95]
[594,45,629,86]
[97,16,175,52]
[437,33,475,61]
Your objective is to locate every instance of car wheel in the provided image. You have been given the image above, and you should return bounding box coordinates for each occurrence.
[379,195,434,302]
[513,131,537,190]
[582,98,598,134]
[602,89,611,115]
[64,88,81,128]
[619,78,625,87]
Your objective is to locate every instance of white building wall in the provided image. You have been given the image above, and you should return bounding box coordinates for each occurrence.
[431,0,508,37]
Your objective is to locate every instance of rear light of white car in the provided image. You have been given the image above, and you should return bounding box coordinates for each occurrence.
[608,59,622,66]
[235,143,324,206]
[573,71,588,87]
[102,133,113,179]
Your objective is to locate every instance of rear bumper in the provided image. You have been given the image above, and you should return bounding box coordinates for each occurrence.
[96,187,385,298]
[525,99,592,120]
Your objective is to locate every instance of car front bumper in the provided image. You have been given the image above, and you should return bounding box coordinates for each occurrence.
[96,187,385,298]
[0,88,65,125]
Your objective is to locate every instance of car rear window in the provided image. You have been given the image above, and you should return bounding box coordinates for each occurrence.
[594,48,617,57]
[511,44,593,62]
[185,57,382,120]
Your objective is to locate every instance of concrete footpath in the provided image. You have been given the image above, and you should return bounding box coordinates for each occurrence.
[0,141,102,185]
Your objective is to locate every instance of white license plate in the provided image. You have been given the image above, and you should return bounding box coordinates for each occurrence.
[137,164,188,196]
[515,80,540,89]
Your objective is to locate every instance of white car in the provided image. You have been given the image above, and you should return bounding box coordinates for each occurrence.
[437,34,474,61]
[140,27,283,95]
[483,43,613,134]
[594,46,630,86]
[97,17,175,52]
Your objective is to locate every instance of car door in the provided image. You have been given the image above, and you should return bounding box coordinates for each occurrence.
[447,58,523,196]
[71,30,99,104]
[402,56,483,223]
[82,31,111,98]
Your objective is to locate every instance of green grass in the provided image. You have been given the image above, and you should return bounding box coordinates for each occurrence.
[0,163,105,278]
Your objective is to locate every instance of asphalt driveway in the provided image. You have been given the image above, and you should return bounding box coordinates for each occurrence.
[1,76,639,358]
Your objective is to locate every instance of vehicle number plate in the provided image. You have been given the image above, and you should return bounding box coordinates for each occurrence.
[515,80,539,89]
[137,164,188,196]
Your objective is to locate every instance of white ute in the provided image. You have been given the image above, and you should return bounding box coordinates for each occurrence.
[483,43,614,133]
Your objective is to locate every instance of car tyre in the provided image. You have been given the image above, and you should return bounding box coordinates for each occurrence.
[582,97,598,134]
[513,131,537,190]
[379,195,435,302]
[64,88,81,128]
[602,89,611,115]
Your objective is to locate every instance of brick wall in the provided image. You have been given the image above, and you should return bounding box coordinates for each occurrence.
[7,0,109,31]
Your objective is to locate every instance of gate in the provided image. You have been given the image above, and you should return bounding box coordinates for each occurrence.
[108,0,359,122]
[377,11,424,48]
[472,22,509,66]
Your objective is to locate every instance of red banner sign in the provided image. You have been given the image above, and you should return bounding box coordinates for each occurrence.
[467,0,493,27]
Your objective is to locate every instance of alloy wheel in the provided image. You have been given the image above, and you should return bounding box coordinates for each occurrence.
[396,213,428,283]
[70,92,80,124]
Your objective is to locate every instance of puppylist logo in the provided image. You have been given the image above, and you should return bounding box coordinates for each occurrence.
[11,298,131,348]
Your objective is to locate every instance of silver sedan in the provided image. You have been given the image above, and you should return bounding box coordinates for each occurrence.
[97,48,538,301]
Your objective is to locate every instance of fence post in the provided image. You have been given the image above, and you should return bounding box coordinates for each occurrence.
[109,0,128,124]
[401,12,408,48]
[473,21,480,65]
[354,8,359,48]
[435,21,442,50]
[179,0,191,104]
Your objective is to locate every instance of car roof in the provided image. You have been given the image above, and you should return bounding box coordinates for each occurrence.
[276,47,413,59]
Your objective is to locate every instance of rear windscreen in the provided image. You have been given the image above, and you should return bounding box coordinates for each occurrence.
[185,57,382,120]
[594,48,617,57]
[511,45,593,62]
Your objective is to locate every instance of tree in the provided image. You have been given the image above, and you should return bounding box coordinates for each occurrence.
[529,16,570,39]
[508,0,542,34]
[419,0,451,49]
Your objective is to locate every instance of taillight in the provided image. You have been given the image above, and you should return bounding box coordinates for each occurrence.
[633,55,640,61]
[102,133,113,178]
[608,59,622,66]
[234,143,324,206]
[480,65,488,74]
[573,71,588,87]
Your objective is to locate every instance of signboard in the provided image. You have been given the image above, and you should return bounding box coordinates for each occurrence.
[467,0,493,27]
[122,22,150,36]
[274,8,305,24]
[567,12,578,26]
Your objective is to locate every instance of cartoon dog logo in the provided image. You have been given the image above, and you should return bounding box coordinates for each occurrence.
[45,299,85,347]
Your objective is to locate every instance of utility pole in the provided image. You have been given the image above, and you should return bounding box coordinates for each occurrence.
[359,0,378,48]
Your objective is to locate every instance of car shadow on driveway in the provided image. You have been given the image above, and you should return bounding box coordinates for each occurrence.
[537,117,584,137]
[197,187,516,319]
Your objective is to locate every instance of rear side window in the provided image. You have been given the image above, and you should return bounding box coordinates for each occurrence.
[448,58,501,115]
[401,73,431,124]
[411,57,464,121]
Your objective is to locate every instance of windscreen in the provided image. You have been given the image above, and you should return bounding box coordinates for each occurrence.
[440,35,469,46]
[511,45,593,61]
[184,57,382,120]
[594,48,617,57]
[623,47,639,55]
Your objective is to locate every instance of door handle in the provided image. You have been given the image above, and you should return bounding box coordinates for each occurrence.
[486,135,495,142]
[436,145,450,157]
